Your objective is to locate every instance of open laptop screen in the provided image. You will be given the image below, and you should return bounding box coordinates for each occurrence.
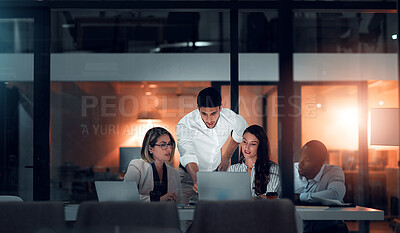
[197,172,251,201]
[95,181,140,202]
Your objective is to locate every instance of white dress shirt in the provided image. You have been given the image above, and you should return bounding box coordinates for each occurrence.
[228,161,280,196]
[177,108,248,171]
[294,162,346,202]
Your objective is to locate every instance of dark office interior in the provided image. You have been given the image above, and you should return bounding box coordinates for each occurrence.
[0,0,399,232]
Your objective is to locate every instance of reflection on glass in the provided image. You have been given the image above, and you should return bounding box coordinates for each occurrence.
[0,82,34,201]
[294,12,397,53]
[52,10,229,53]
[367,81,399,219]
[0,17,34,201]
[239,11,278,53]
[0,19,33,53]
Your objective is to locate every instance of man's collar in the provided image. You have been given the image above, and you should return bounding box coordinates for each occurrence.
[312,164,326,182]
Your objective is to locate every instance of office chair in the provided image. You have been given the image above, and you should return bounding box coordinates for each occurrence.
[188,199,298,233]
[74,201,182,233]
[0,202,66,233]
[396,221,400,233]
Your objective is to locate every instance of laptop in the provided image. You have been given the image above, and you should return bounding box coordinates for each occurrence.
[197,172,251,201]
[95,181,140,202]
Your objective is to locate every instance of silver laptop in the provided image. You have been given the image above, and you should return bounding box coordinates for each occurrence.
[95,181,140,202]
[197,172,251,201]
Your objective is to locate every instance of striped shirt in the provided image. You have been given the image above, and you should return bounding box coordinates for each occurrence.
[228,161,280,196]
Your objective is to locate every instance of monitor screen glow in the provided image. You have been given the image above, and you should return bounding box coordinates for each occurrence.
[119,147,141,173]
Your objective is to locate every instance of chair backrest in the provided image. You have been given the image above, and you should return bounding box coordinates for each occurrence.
[0,195,23,202]
[395,222,400,233]
[0,202,65,233]
[74,201,181,233]
[189,199,298,233]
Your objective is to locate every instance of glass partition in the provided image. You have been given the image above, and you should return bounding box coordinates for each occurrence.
[295,10,398,232]
[220,84,278,164]
[0,18,34,201]
[52,10,230,53]
[50,81,210,201]
[50,9,231,202]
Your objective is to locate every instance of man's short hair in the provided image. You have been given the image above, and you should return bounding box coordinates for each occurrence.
[197,87,222,108]
[303,140,328,163]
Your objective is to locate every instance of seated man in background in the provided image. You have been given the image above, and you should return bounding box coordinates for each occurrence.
[294,140,349,233]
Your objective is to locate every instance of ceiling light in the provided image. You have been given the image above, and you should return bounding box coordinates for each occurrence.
[150,41,215,53]
[194,41,213,47]
[137,110,161,123]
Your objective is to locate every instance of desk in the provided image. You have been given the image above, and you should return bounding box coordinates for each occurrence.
[65,204,384,222]
[177,206,384,221]
[296,206,384,221]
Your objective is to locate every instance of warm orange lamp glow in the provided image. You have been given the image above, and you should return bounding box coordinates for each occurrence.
[136,110,162,123]
[371,108,399,146]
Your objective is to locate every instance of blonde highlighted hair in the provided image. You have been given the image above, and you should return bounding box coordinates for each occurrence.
[141,127,176,163]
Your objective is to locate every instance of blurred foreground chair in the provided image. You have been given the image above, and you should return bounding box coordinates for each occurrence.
[0,195,23,202]
[0,202,65,233]
[395,221,400,233]
[188,199,298,233]
[74,201,181,233]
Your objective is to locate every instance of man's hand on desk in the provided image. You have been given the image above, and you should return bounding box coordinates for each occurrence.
[294,194,301,203]
[160,192,177,201]
[252,195,267,200]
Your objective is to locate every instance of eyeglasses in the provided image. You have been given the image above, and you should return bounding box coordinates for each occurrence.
[154,142,175,150]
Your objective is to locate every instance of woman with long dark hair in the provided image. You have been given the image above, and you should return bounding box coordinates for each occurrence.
[228,125,280,197]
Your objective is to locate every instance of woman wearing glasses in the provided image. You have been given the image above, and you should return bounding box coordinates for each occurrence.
[124,127,182,202]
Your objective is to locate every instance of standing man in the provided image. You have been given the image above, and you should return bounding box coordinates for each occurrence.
[294,140,349,233]
[176,87,248,204]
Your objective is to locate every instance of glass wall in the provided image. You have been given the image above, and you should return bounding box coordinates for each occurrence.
[50,9,230,202]
[367,80,399,217]
[51,10,230,53]
[295,11,398,232]
[294,12,397,53]
[0,2,394,232]
[301,85,359,199]
[220,85,278,163]
[50,81,210,201]
[0,17,34,201]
